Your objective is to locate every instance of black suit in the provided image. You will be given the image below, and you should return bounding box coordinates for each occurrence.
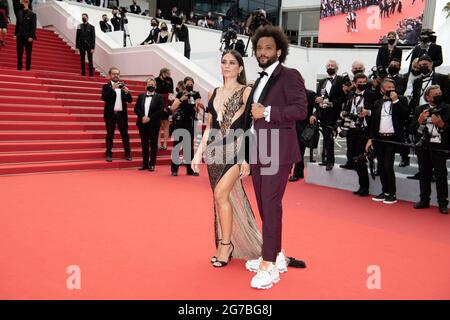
[15,9,36,70]
[409,72,450,115]
[75,23,96,76]
[410,103,450,206]
[388,73,407,95]
[292,89,316,178]
[134,93,165,167]
[111,15,122,31]
[99,20,112,33]
[314,75,345,165]
[101,82,133,157]
[141,27,160,45]
[408,43,443,71]
[369,96,409,196]
[173,24,191,59]
[342,90,377,192]
[129,4,141,14]
[376,45,403,69]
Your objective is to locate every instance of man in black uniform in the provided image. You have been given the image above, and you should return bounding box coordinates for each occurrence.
[411,85,449,214]
[170,77,202,176]
[408,29,443,72]
[172,18,191,59]
[75,13,95,77]
[15,0,36,71]
[101,67,133,162]
[99,14,112,33]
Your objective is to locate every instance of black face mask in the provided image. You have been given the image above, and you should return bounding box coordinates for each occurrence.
[388,66,400,75]
[327,68,336,76]
[387,39,396,45]
[185,85,193,92]
[433,95,443,106]
[420,66,431,75]
[176,88,180,93]
[357,83,367,91]
[82,18,88,23]
[147,86,155,92]
[411,69,421,76]
[353,69,364,75]
[384,90,395,98]
[151,23,157,27]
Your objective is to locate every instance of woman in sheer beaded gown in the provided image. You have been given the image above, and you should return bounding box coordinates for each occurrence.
[192,50,262,267]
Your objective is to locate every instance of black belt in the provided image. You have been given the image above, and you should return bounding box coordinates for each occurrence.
[379,133,395,137]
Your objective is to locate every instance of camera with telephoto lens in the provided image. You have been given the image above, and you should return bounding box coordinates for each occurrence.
[416,125,430,148]
[337,107,363,138]
[248,9,270,34]
[222,29,237,50]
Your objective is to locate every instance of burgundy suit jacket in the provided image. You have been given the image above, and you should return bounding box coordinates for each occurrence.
[244,63,308,166]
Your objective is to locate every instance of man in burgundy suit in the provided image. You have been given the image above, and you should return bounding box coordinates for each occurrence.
[244,25,308,289]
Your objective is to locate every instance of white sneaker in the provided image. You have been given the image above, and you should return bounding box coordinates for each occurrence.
[245,251,288,273]
[250,263,280,289]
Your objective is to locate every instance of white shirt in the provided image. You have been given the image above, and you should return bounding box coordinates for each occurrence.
[325,74,335,95]
[350,91,367,128]
[144,94,153,117]
[112,81,123,112]
[404,73,420,101]
[252,60,279,124]
[379,100,395,134]
[419,72,433,106]
[424,104,442,143]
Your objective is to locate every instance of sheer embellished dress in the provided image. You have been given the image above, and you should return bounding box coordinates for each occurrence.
[205,86,262,260]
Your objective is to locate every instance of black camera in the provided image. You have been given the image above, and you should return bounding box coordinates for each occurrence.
[370,66,388,80]
[119,7,128,14]
[248,9,270,34]
[338,109,362,137]
[353,145,375,163]
[429,107,446,117]
[342,72,352,87]
[222,29,237,49]
[117,82,125,89]
[416,125,430,148]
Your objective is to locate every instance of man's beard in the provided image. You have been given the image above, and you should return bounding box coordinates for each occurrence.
[257,54,278,69]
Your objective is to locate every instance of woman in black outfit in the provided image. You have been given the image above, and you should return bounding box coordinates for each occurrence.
[155,67,174,150]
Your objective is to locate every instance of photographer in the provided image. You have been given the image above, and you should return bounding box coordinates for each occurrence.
[170,77,202,176]
[171,16,191,59]
[99,14,112,33]
[366,79,409,205]
[310,60,345,171]
[411,85,449,214]
[408,29,443,72]
[368,65,388,100]
[339,73,376,197]
[140,18,160,45]
[75,13,95,77]
[101,67,132,162]
[111,8,122,31]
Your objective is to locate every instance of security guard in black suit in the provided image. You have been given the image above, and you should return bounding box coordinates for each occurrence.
[75,13,96,77]
[15,0,36,71]
[411,85,449,214]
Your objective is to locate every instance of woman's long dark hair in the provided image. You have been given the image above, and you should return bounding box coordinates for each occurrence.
[221,50,247,86]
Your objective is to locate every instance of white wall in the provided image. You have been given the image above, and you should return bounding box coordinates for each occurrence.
[282,0,319,10]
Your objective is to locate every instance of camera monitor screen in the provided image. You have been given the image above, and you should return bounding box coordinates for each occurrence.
[318,0,427,45]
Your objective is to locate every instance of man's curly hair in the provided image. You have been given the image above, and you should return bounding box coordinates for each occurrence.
[251,25,289,63]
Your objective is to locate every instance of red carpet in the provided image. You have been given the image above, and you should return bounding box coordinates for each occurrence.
[1,167,449,299]
[0,26,172,175]
[319,1,426,44]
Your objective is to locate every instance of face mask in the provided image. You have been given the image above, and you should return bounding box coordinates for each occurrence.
[387,39,396,45]
[388,66,400,75]
[327,68,336,76]
[384,90,395,98]
[185,85,193,92]
[433,95,443,105]
[411,69,421,76]
[353,69,364,75]
[147,86,155,93]
[420,66,431,75]
[82,18,87,23]
[357,83,367,91]
[176,88,180,93]
[420,36,429,43]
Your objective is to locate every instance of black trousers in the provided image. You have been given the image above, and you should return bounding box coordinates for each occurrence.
[138,123,160,167]
[79,47,94,76]
[346,129,369,191]
[374,136,397,195]
[292,123,307,178]
[105,112,131,156]
[417,147,448,206]
[321,126,335,165]
[16,37,33,70]
[171,121,195,174]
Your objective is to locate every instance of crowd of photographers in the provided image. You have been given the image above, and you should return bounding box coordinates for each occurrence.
[305,28,449,214]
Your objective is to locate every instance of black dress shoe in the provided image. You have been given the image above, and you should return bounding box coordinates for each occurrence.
[439,205,448,214]
[339,163,355,169]
[398,159,410,167]
[407,172,420,180]
[318,162,327,166]
[125,154,132,161]
[171,172,178,176]
[138,166,149,171]
[149,166,155,172]
[326,163,334,171]
[358,190,369,197]
[106,155,113,162]
[414,200,430,209]
[188,172,199,176]
[288,175,300,182]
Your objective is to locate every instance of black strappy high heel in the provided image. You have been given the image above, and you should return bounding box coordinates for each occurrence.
[211,239,222,263]
[212,242,234,268]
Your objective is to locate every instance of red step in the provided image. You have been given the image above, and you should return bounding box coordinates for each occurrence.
[0,131,142,141]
